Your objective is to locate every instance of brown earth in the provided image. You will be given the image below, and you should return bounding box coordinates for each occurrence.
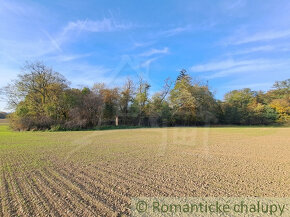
[0,127,289,216]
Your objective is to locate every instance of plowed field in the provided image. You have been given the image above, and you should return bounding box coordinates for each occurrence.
[0,122,289,216]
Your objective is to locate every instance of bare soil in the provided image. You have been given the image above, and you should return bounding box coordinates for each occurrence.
[0,127,289,216]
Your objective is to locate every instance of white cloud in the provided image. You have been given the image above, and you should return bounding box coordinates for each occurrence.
[0,38,59,62]
[227,30,290,45]
[63,18,132,34]
[55,62,112,86]
[140,47,169,57]
[140,57,159,68]
[191,58,290,79]
[226,43,290,56]
[230,45,275,55]
[49,53,92,62]
[224,0,245,10]
[226,82,273,90]
[190,59,257,72]
[158,25,192,37]
[132,41,155,49]
[42,30,63,52]
[0,0,37,17]
[55,59,142,88]
[206,63,268,79]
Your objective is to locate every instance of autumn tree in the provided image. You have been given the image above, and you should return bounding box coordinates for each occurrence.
[267,79,290,124]
[170,70,196,125]
[4,61,68,130]
[134,76,150,126]
[2,61,288,130]
[148,78,172,126]
[119,78,134,125]
[223,88,255,124]
[223,88,279,125]
[92,83,106,126]
[102,88,120,125]
[170,70,217,125]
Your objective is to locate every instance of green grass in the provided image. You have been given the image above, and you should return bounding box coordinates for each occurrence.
[0,121,288,167]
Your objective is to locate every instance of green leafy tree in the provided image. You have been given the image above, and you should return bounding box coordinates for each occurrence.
[119,78,134,125]
[148,78,172,126]
[223,88,256,124]
[3,61,288,130]
[134,76,150,126]
[5,61,68,130]
[170,70,196,125]
[170,70,217,125]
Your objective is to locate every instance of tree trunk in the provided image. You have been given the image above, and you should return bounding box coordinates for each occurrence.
[98,109,103,127]
[115,116,119,126]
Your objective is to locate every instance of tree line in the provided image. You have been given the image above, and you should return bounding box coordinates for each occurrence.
[1,61,289,130]
[0,112,8,119]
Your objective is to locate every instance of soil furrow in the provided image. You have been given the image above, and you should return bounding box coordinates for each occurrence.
[0,173,4,217]
[2,171,18,217]
[24,173,54,216]
[31,170,66,217]
[41,167,115,216]
[44,167,119,214]
[5,156,40,216]
[71,164,132,197]
[39,167,98,217]
[34,169,84,217]
[61,162,131,199]
[11,172,36,216]
[101,160,194,195]
[92,164,173,196]
[57,164,131,215]
[1,127,289,216]
[14,154,52,216]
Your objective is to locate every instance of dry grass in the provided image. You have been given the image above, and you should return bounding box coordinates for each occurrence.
[0,124,289,216]
[0,119,8,124]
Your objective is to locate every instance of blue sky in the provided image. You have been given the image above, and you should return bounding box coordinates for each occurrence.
[1,0,290,111]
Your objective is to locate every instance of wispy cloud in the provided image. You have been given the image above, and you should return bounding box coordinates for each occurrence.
[206,62,271,79]
[229,45,275,55]
[134,42,151,48]
[56,58,141,88]
[0,16,133,64]
[227,29,290,45]
[0,0,36,17]
[140,57,159,68]
[191,58,290,79]
[139,47,169,57]
[158,25,192,37]
[49,53,92,62]
[226,42,290,56]
[224,0,245,10]
[63,18,132,34]
[132,41,155,49]
[190,59,257,72]
[226,82,273,90]
[57,62,112,86]
[0,38,57,61]
[42,30,63,52]
[42,17,133,55]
